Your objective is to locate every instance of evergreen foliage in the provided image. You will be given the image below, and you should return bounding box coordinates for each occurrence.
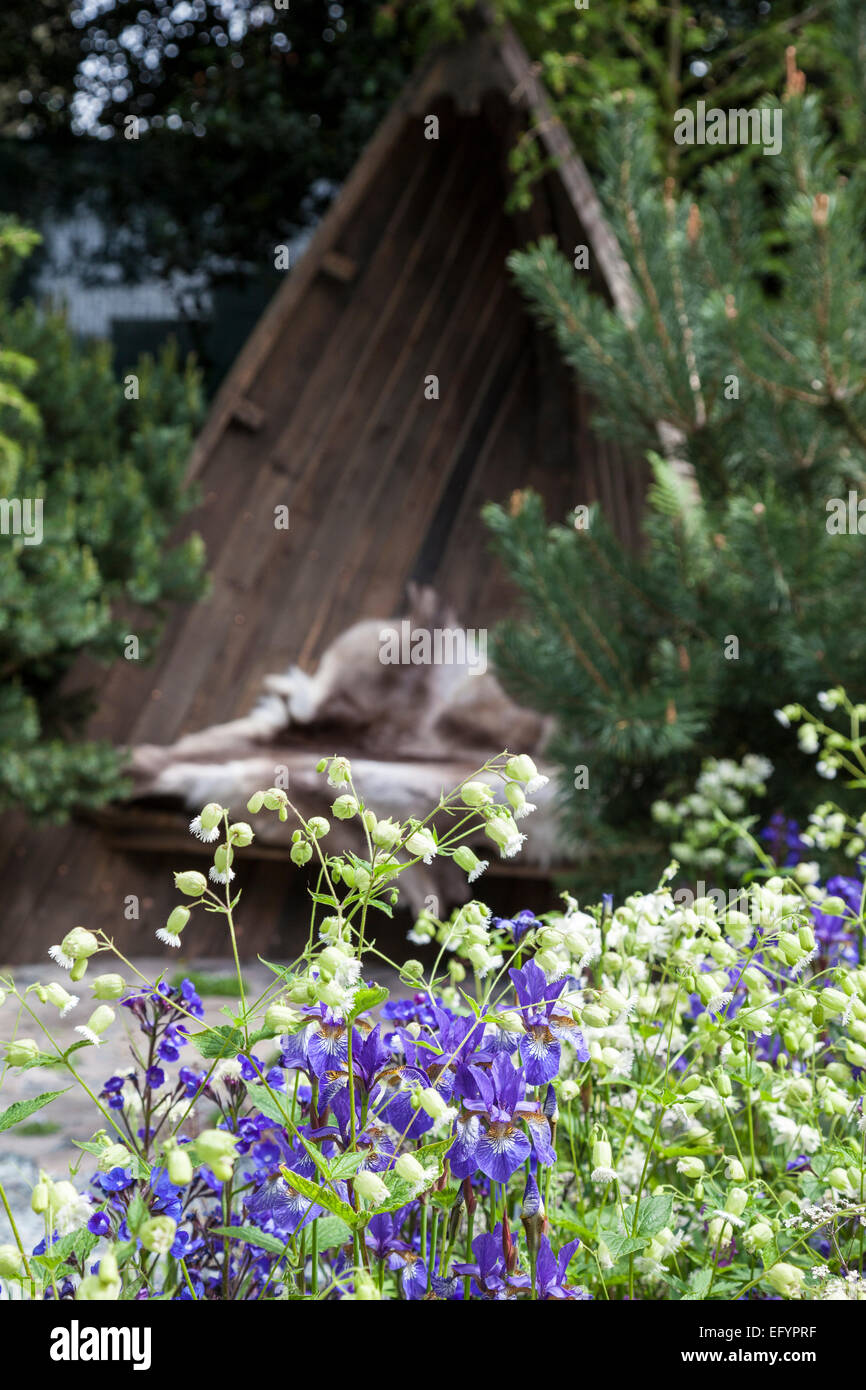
[0,221,206,819]
[484,16,866,891]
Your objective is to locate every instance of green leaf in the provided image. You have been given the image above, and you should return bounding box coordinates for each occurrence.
[328,1151,367,1181]
[349,986,389,1019]
[279,1167,359,1229]
[0,1089,68,1132]
[211,1224,289,1257]
[35,1228,99,1270]
[126,1192,149,1236]
[683,1267,713,1300]
[634,1193,673,1238]
[602,1232,648,1261]
[190,1024,243,1059]
[312,1215,353,1252]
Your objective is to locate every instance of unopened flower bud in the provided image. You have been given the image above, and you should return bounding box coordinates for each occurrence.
[332,795,358,820]
[395,1153,426,1185]
[460,781,494,808]
[4,1038,40,1067]
[353,1170,390,1205]
[49,927,99,972]
[0,1244,24,1279]
[766,1262,804,1298]
[91,974,126,1001]
[174,871,208,897]
[291,841,313,867]
[140,1215,177,1255]
[167,1147,194,1187]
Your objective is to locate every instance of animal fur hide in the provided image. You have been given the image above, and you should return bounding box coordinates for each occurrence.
[130,586,562,912]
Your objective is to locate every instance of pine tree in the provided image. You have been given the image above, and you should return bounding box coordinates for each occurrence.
[0,220,206,819]
[484,23,866,893]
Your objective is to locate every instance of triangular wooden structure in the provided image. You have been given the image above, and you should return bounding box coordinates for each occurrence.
[0,18,647,962]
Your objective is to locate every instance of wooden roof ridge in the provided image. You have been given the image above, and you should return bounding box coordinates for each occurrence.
[187,15,638,486]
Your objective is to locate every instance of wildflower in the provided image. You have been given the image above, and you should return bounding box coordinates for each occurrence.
[372,818,402,849]
[74,1005,115,1046]
[174,870,208,896]
[0,1245,25,1279]
[449,1054,555,1183]
[37,981,79,1017]
[140,1216,178,1255]
[405,826,437,863]
[189,803,224,842]
[505,754,548,794]
[87,1211,112,1237]
[90,973,126,1001]
[590,1136,617,1184]
[353,1170,390,1205]
[453,845,489,882]
[484,812,526,859]
[394,1152,426,1186]
[332,794,358,819]
[509,958,588,1084]
[48,927,99,972]
[460,781,495,808]
[327,757,351,787]
[209,844,235,884]
[534,1236,591,1300]
[766,1262,805,1299]
[195,1129,240,1182]
[156,905,190,949]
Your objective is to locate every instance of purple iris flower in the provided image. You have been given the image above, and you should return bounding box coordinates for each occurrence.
[280,1005,352,1081]
[508,959,588,1084]
[534,1236,591,1299]
[492,910,538,944]
[453,1222,527,1299]
[449,1053,556,1183]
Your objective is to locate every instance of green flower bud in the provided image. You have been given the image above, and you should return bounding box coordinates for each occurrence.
[460,781,494,808]
[76,1273,121,1301]
[228,822,254,847]
[399,960,425,984]
[196,1129,239,1178]
[766,1262,804,1299]
[31,1179,50,1214]
[200,803,225,832]
[332,795,358,820]
[157,905,190,949]
[394,1153,426,1185]
[353,1170,390,1204]
[352,867,371,894]
[504,782,526,814]
[744,1221,774,1252]
[263,1002,301,1036]
[326,758,351,787]
[167,1147,194,1187]
[452,845,488,882]
[140,1215,177,1255]
[98,1251,119,1285]
[98,1143,131,1172]
[371,818,402,849]
[174,871,208,897]
[505,754,538,783]
[91,973,126,1001]
[246,791,265,814]
[3,1038,40,1067]
[0,1244,25,1279]
[725,1188,748,1217]
[76,1005,115,1043]
[676,1157,705,1180]
[291,841,313,867]
[49,927,100,971]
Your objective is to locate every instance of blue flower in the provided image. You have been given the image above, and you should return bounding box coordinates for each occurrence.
[87,1211,111,1237]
